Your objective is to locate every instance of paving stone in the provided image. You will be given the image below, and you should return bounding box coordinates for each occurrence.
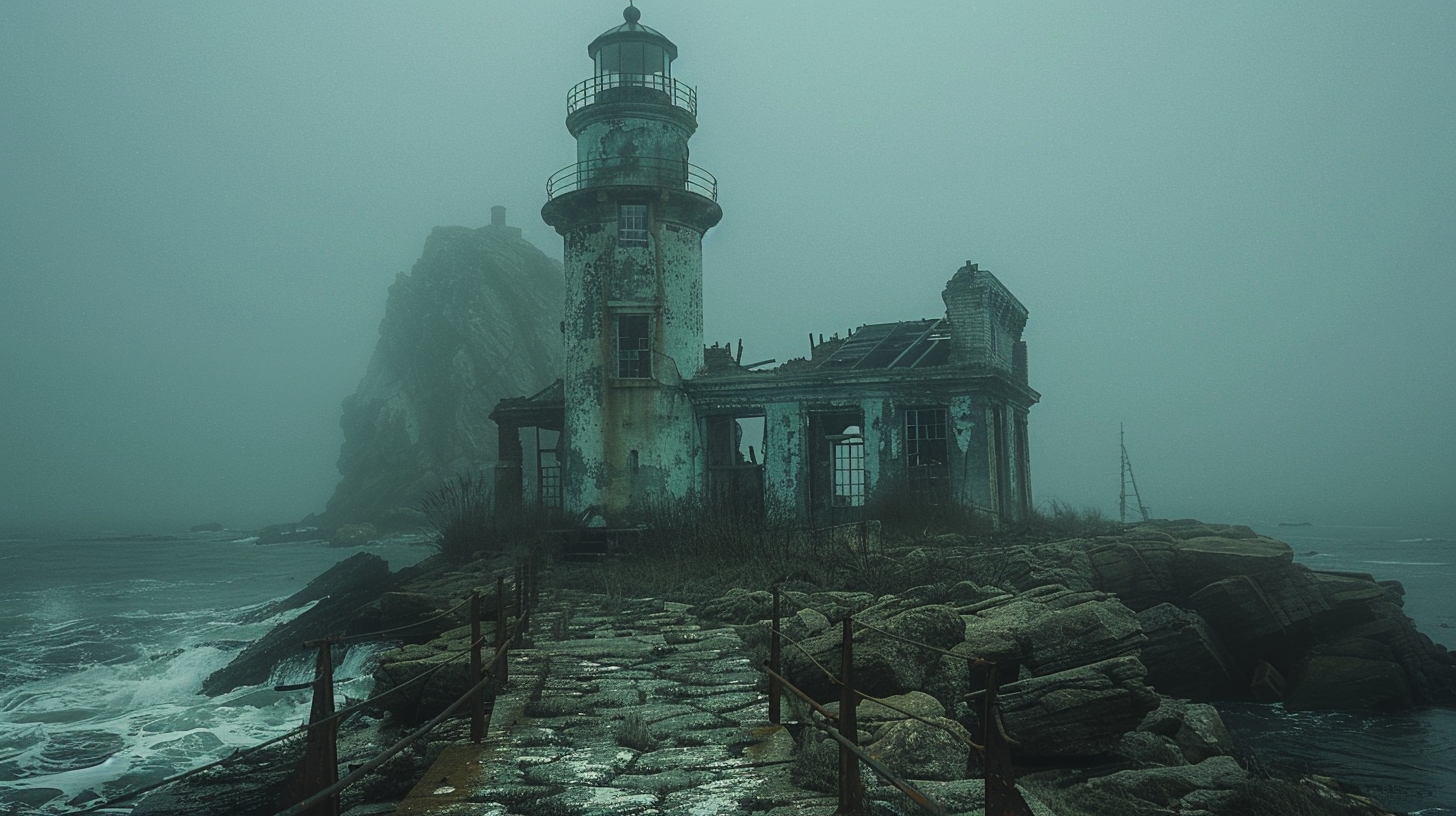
[532,786,661,816]
[631,745,738,774]
[690,690,764,714]
[611,769,714,794]
[519,746,638,785]
[649,710,731,733]
[659,776,763,816]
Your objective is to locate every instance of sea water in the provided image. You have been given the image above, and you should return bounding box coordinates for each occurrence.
[0,530,432,813]
[1218,521,1456,815]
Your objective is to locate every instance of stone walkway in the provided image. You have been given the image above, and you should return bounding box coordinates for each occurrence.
[391,589,840,816]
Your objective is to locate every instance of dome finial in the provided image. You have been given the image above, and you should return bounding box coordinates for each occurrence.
[623,3,640,24]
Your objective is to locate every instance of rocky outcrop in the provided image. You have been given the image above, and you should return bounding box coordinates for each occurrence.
[201,553,394,696]
[323,213,563,525]
[998,656,1161,757]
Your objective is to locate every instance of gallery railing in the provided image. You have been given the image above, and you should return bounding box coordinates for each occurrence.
[566,73,696,116]
[545,155,718,201]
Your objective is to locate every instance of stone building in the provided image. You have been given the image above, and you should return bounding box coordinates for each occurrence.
[493,7,1038,527]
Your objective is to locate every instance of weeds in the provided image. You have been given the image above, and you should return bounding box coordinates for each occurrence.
[614,712,656,752]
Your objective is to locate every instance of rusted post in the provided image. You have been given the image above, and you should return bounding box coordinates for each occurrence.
[495,576,509,688]
[838,616,863,816]
[282,639,340,816]
[513,564,524,644]
[983,662,1034,816]
[769,586,782,725]
[470,591,484,743]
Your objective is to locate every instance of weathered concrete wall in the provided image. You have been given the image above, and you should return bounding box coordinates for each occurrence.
[762,402,805,517]
[575,111,692,174]
[558,209,706,517]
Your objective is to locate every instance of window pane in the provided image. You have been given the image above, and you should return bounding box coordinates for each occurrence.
[616,314,652,378]
[618,203,648,247]
[642,45,665,75]
[620,41,645,75]
[599,43,620,74]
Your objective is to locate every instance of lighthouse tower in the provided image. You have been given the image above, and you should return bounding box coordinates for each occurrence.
[542,6,722,518]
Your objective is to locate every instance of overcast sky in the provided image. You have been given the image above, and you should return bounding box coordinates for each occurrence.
[2,2,1452,533]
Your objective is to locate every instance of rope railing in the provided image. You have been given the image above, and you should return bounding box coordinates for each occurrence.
[336,593,474,643]
[760,585,1035,816]
[62,548,542,816]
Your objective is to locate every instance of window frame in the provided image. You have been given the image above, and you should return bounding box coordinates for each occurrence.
[618,203,648,247]
[614,312,653,379]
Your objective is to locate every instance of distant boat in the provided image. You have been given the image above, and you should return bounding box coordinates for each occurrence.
[1278,521,1313,527]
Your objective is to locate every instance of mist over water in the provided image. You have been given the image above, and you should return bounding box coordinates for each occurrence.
[0,533,429,813]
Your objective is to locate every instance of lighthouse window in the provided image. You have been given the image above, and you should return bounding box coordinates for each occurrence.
[596,43,668,77]
[615,313,652,379]
[618,204,648,247]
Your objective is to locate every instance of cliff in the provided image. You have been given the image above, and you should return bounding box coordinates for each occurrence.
[323,212,563,524]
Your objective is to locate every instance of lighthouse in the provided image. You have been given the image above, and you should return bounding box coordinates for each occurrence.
[542,5,722,518]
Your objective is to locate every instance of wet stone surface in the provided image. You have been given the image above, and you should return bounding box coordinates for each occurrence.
[421,588,816,816]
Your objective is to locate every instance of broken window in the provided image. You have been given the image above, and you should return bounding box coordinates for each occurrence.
[906,408,950,503]
[618,203,648,247]
[832,427,866,507]
[808,410,866,523]
[535,428,562,510]
[706,413,765,515]
[615,313,652,379]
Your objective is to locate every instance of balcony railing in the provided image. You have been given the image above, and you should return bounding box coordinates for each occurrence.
[566,73,696,116]
[546,156,718,201]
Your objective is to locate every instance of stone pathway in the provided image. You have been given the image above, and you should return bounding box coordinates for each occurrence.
[392,588,840,816]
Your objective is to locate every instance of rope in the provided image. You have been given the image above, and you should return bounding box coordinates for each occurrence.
[336,594,474,644]
[62,625,515,815]
[61,728,308,814]
[760,620,984,753]
[851,617,979,662]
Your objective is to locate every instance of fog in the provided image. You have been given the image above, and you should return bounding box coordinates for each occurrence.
[2,2,1452,533]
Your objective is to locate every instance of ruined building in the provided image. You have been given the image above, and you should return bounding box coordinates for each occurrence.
[493,8,1038,526]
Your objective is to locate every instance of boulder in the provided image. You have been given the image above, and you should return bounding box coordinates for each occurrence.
[1136,603,1237,699]
[997,656,1160,758]
[961,585,1146,676]
[1285,651,1412,711]
[371,623,492,720]
[1171,703,1235,764]
[782,604,964,702]
[699,588,774,625]
[1085,755,1248,811]
[863,716,973,781]
[202,554,393,696]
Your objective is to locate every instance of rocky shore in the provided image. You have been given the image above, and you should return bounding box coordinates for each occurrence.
[136,519,1454,815]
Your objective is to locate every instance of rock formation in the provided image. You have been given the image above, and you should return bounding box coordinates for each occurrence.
[323,209,563,524]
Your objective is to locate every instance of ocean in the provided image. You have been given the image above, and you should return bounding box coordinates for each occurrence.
[0,522,1452,814]
[0,530,432,814]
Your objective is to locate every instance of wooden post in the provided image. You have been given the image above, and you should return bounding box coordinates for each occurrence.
[837,616,863,816]
[768,586,782,725]
[280,639,340,816]
[470,591,484,743]
[983,662,1034,816]
[495,576,509,688]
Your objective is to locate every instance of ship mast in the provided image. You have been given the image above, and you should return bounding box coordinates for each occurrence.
[1119,424,1150,523]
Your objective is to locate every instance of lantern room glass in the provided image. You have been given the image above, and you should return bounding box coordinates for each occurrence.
[595,41,671,78]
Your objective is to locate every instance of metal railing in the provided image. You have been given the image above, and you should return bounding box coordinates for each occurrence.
[566,73,696,116]
[65,550,543,816]
[761,584,1037,816]
[545,155,718,201]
